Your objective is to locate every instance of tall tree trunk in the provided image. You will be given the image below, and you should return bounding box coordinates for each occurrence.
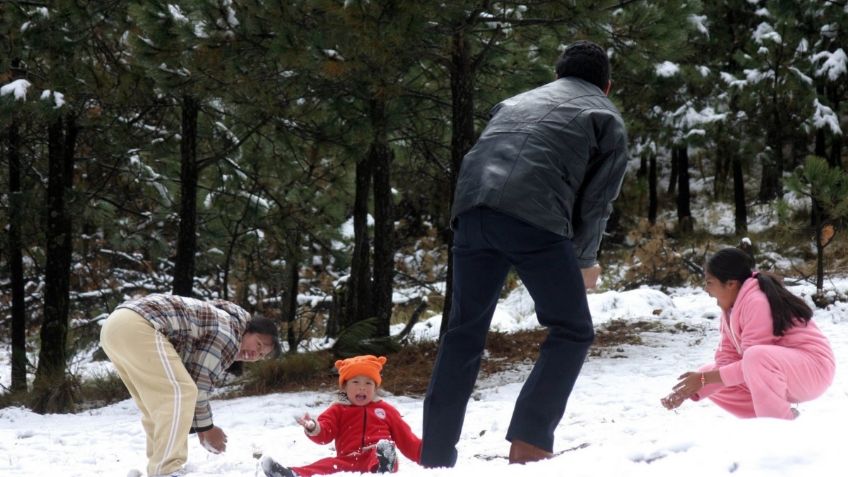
[35,115,77,392]
[648,152,658,224]
[827,86,842,169]
[441,30,476,336]
[758,99,784,201]
[221,198,252,301]
[283,242,300,354]
[675,146,693,232]
[173,95,199,297]
[346,156,372,327]
[667,149,678,196]
[812,91,827,231]
[371,98,394,338]
[732,156,747,235]
[814,210,825,295]
[758,147,783,201]
[637,152,647,179]
[815,116,827,163]
[713,148,728,199]
[7,119,27,393]
[829,132,843,170]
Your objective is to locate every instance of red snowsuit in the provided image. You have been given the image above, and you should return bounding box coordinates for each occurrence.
[291,399,421,476]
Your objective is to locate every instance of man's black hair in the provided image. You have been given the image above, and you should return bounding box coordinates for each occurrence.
[226,316,282,376]
[246,316,283,359]
[555,40,610,91]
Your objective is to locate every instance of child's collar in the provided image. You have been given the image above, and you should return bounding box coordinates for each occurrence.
[336,394,382,405]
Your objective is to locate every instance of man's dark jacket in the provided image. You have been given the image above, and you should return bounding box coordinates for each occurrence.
[451,76,629,268]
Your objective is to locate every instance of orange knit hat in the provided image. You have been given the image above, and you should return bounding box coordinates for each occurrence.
[335,355,387,387]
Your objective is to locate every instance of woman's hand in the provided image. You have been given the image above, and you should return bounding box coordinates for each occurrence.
[660,391,686,410]
[672,371,704,399]
[661,371,706,410]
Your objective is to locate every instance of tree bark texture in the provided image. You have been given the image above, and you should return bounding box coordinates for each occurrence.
[813,209,825,294]
[675,146,692,232]
[441,30,476,336]
[284,244,300,353]
[7,119,28,392]
[758,99,784,201]
[827,86,842,169]
[370,98,395,338]
[648,152,658,224]
[173,95,199,297]
[35,115,77,387]
[345,155,372,328]
[667,148,678,196]
[732,156,748,235]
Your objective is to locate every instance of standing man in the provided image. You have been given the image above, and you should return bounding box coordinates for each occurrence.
[100,293,281,477]
[421,40,629,467]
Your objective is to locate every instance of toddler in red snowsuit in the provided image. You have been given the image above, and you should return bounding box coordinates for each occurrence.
[262,355,422,477]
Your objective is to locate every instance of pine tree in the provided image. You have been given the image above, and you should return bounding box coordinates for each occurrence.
[241,0,435,339]
[1,0,116,410]
[810,1,846,169]
[1,51,31,393]
[730,1,817,200]
[604,1,699,232]
[126,0,236,297]
[786,156,848,300]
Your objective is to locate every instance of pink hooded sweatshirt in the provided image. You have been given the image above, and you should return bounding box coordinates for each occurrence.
[692,276,835,417]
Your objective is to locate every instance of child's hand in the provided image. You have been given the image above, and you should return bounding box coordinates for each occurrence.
[296,413,317,432]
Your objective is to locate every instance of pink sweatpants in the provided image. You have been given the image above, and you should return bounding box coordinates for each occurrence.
[698,344,835,419]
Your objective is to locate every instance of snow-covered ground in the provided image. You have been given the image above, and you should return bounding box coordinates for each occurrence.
[1,279,846,477]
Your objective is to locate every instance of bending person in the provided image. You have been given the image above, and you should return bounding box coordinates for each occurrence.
[100,293,280,477]
[421,39,629,467]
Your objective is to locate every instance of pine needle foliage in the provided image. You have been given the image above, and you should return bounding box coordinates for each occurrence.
[331,317,400,358]
[786,156,848,298]
[787,156,848,221]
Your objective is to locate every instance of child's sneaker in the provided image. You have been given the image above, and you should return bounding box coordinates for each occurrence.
[375,439,397,473]
[261,456,298,477]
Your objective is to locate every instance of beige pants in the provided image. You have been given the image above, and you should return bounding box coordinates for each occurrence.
[100,308,198,477]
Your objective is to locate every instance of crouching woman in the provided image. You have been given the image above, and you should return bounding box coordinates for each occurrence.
[662,247,835,419]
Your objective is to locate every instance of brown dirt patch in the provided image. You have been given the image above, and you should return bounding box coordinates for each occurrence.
[239,320,670,398]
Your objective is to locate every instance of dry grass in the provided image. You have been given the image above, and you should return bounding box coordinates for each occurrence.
[73,319,680,407]
[0,314,683,415]
[238,351,337,396]
[305,319,672,397]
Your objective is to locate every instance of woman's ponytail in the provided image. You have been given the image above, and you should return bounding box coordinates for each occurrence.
[756,272,812,336]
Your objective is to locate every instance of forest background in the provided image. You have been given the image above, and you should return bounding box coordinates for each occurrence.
[2,0,848,413]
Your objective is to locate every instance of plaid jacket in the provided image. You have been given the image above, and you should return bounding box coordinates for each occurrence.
[117,293,250,431]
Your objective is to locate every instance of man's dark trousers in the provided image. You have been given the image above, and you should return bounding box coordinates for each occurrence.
[420,207,595,467]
